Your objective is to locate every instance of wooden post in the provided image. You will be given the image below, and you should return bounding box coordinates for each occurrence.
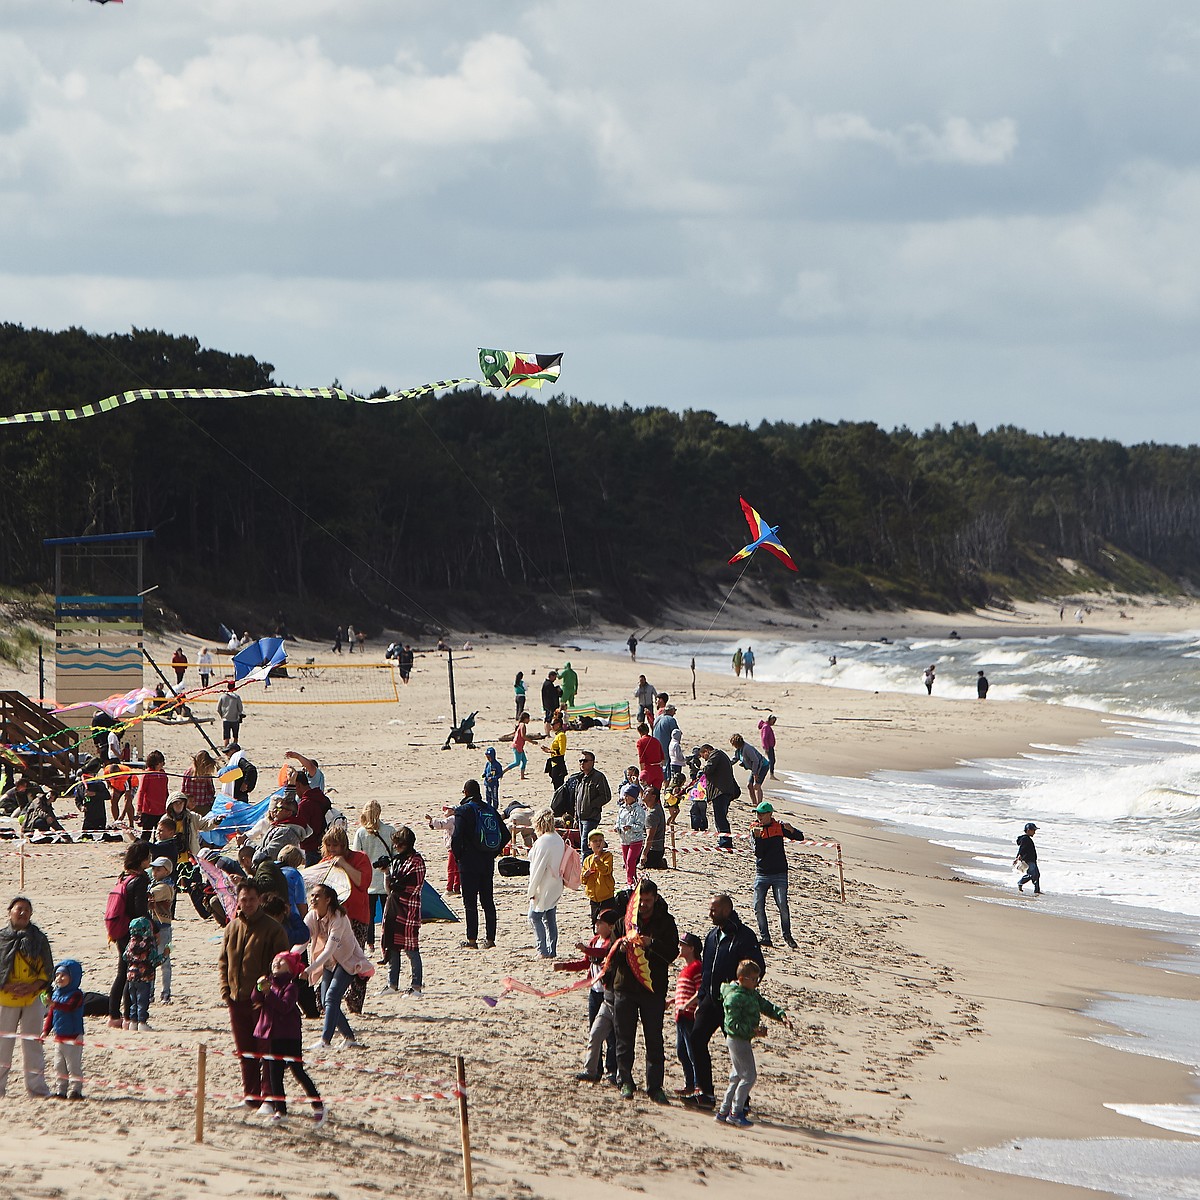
[690,657,696,701]
[836,844,846,903]
[670,824,677,871]
[19,839,25,890]
[456,1054,473,1197]
[195,1043,207,1143]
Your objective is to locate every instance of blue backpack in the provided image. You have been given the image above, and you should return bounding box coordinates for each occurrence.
[474,803,508,856]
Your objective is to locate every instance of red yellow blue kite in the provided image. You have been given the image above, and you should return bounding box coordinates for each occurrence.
[728,497,798,571]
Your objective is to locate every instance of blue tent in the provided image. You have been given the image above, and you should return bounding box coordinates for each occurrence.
[232,637,287,681]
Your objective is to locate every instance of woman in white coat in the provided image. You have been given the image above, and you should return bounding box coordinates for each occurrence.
[527,809,565,959]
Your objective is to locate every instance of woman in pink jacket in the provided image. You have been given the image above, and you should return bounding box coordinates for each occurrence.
[301,884,374,1051]
[758,716,778,781]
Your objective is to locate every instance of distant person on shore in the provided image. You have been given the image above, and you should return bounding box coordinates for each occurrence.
[356,629,366,654]
[1015,823,1041,895]
[507,713,530,780]
[197,647,214,689]
[627,633,638,661]
[758,715,777,780]
[977,671,990,700]
[398,643,414,683]
[559,662,579,708]
[1074,609,1084,624]
[347,624,356,653]
[332,627,344,654]
[542,717,568,791]
[634,675,658,724]
[514,672,527,720]
[541,671,562,736]
[742,647,755,679]
[923,664,936,695]
[218,682,244,745]
[171,648,188,684]
[732,648,743,677]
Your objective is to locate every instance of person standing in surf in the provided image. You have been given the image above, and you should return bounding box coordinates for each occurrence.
[1015,823,1040,894]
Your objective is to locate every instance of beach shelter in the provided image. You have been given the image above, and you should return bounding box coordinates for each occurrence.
[233,637,288,681]
[421,881,459,921]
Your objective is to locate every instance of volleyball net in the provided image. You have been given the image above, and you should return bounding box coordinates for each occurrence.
[190,661,401,706]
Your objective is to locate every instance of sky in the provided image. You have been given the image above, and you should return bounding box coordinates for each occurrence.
[5,1,1200,444]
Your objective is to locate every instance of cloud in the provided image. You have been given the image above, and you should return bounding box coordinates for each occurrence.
[811,112,1018,166]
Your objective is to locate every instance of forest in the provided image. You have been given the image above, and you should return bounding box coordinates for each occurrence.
[0,323,1197,636]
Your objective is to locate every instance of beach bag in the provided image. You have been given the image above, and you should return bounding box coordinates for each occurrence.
[497,855,530,877]
[104,874,137,941]
[559,844,582,890]
[475,805,508,856]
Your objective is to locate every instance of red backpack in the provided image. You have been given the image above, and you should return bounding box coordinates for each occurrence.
[104,873,136,941]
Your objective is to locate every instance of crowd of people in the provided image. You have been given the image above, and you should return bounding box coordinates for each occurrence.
[0,653,845,1135]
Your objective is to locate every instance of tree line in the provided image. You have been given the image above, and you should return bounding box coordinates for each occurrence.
[0,323,1194,634]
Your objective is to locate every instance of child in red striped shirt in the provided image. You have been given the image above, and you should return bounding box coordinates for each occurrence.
[674,932,703,1097]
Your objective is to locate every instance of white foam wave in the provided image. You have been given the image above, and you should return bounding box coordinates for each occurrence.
[1107,1105,1200,1137]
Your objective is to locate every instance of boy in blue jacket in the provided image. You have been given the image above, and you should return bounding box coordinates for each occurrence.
[42,958,85,1100]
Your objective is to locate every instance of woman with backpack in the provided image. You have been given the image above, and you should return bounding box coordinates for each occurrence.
[527,809,566,959]
[106,841,151,1028]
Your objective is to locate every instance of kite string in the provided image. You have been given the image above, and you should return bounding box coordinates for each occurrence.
[698,557,755,648]
[543,406,580,631]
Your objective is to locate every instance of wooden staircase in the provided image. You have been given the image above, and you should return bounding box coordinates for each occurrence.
[0,691,84,792]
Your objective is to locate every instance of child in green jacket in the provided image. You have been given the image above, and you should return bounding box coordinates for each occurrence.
[716,959,791,1128]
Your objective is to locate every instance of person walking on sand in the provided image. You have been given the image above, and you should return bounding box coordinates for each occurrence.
[923,664,936,695]
[634,675,658,725]
[750,802,803,948]
[732,647,743,678]
[758,715,778,780]
[559,662,579,709]
[977,670,990,700]
[627,633,638,662]
[742,647,755,680]
[1015,823,1041,895]
[198,646,214,690]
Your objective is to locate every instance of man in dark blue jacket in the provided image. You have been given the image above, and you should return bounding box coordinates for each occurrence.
[687,892,765,1108]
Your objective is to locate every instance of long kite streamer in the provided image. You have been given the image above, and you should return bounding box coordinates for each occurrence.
[0,349,562,426]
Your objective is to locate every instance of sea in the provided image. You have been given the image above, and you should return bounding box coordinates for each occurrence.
[578,628,1200,1198]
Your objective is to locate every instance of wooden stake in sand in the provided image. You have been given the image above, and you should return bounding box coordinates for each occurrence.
[836,843,846,903]
[195,1043,207,1143]
[19,838,25,890]
[670,823,677,870]
[456,1054,473,1197]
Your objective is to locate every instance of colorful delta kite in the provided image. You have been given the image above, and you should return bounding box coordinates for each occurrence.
[728,497,798,571]
[478,350,562,391]
[0,348,562,426]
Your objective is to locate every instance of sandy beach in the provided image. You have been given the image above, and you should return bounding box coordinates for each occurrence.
[1,599,1198,1199]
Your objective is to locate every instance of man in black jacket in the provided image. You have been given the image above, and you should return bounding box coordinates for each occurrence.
[608,879,679,1103]
[698,744,739,849]
[688,892,765,1108]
